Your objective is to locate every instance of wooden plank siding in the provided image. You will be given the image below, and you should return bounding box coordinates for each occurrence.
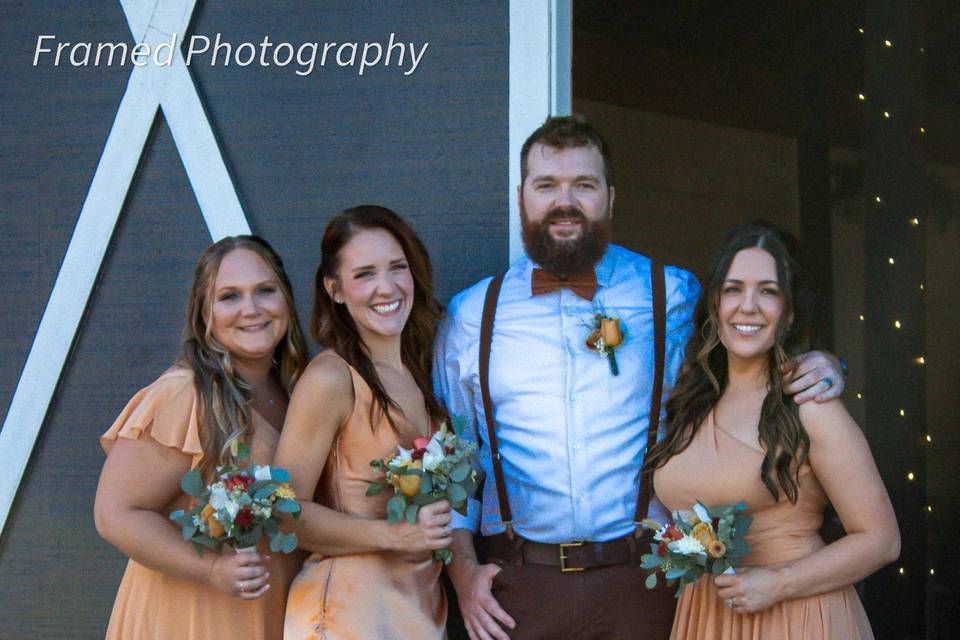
[0,2,509,637]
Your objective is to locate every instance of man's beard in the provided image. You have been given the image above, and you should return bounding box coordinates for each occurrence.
[521,206,611,278]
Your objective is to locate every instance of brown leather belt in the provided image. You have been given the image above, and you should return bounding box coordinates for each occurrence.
[485,532,651,573]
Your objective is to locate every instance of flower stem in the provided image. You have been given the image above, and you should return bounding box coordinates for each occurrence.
[608,351,619,376]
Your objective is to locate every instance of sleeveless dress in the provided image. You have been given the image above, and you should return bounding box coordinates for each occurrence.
[100,368,300,640]
[653,411,875,640]
[283,353,447,640]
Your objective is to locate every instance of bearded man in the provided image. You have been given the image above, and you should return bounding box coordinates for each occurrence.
[433,116,845,640]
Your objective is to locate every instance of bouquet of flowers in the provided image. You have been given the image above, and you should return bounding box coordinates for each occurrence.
[170,444,301,555]
[366,417,478,565]
[640,501,753,596]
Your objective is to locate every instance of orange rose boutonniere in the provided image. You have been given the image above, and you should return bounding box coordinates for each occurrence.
[586,312,624,375]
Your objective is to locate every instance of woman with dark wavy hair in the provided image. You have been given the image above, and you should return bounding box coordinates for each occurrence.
[644,221,899,639]
[95,236,309,639]
[277,205,449,639]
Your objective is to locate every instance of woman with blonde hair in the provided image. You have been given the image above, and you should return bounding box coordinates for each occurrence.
[95,235,309,639]
[278,205,450,639]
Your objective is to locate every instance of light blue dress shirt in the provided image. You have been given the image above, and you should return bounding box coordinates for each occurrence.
[433,244,700,543]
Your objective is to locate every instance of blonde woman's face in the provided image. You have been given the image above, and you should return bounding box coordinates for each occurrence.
[209,248,289,367]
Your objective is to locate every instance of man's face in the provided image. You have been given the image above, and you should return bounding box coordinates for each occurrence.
[519,143,615,276]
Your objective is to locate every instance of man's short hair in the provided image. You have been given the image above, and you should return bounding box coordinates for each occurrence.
[520,114,613,185]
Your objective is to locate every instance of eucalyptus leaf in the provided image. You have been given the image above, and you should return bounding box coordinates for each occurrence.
[366,482,384,497]
[711,560,730,575]
[254,484,279,500]
[387,495,406,523]
[640,553,665,569]
[276,499,301,513]
[665,567,687,581]
[451,415,469,436]
[412,494,436,506]
[236,442,251,461]
[645,572,658,589]
[446,483,467,505]
[180,468,204,498]
[193,535,218,550]
[405,504,419,525]
[420,475,433,494]
[181,523,198,540]
[449,461,470,482]
[271,468,291,483]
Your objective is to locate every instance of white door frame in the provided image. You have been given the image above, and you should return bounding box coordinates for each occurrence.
[508,0,572,262]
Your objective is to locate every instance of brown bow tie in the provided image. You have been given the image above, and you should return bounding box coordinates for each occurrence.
[531,268,598,301]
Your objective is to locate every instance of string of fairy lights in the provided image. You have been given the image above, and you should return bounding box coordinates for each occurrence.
[855,23,932,580]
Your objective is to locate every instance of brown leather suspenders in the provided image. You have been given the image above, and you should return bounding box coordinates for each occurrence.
[478,262,667,540]
[634,261,666,534]
[479,272,512,536]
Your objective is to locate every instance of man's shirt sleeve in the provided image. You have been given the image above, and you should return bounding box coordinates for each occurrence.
[433,301,482,533]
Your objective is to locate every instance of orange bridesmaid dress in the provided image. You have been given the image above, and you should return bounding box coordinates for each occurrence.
[283,353,446,640]
[100,368,299,640]
[653,411,875,640]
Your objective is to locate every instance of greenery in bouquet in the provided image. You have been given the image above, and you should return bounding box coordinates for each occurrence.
[170,443,301,555]
[366,416,479,565]
[640,501,753,597]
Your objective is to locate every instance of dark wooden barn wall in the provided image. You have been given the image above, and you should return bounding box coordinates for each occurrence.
[0,2,508,637]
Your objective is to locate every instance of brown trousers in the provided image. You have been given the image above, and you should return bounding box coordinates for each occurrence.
[485,554,678,640]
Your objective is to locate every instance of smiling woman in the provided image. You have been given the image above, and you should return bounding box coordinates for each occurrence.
[93,236,309,640]
[644,222,898,639]
[275,205,450,639]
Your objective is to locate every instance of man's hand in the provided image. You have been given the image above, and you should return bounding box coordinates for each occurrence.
[447,531,516,640]
[781,351,845,404]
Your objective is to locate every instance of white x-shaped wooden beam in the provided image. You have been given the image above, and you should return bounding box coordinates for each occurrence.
[0,0,251,535]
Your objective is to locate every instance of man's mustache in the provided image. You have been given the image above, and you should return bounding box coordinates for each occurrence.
[543,207,587,225]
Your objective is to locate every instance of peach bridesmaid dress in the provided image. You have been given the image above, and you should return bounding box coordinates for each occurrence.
[653,410,875,640]
[100,368,300,640]
[283,353,446,640]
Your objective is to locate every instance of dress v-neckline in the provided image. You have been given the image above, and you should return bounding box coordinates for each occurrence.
[709,410,764,455]
[391,404,435,440]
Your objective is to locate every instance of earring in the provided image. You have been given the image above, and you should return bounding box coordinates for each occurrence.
[334,295,344,304]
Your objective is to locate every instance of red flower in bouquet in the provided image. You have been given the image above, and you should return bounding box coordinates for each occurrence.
[234,507,254,527]
[225,474,254,491]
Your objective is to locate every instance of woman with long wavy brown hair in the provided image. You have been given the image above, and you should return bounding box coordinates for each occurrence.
[277,205,450,639]
[95,236,309,639]
[643,221,898,639]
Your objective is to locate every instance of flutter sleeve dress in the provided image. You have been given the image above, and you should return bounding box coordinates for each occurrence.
[99,368,298,640]
[653,410,875,640]
[283,353,446,640]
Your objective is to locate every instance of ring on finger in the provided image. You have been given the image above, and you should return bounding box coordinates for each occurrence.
[822,376,833,389]
[239,580,246,593]
[726,598,734,608]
